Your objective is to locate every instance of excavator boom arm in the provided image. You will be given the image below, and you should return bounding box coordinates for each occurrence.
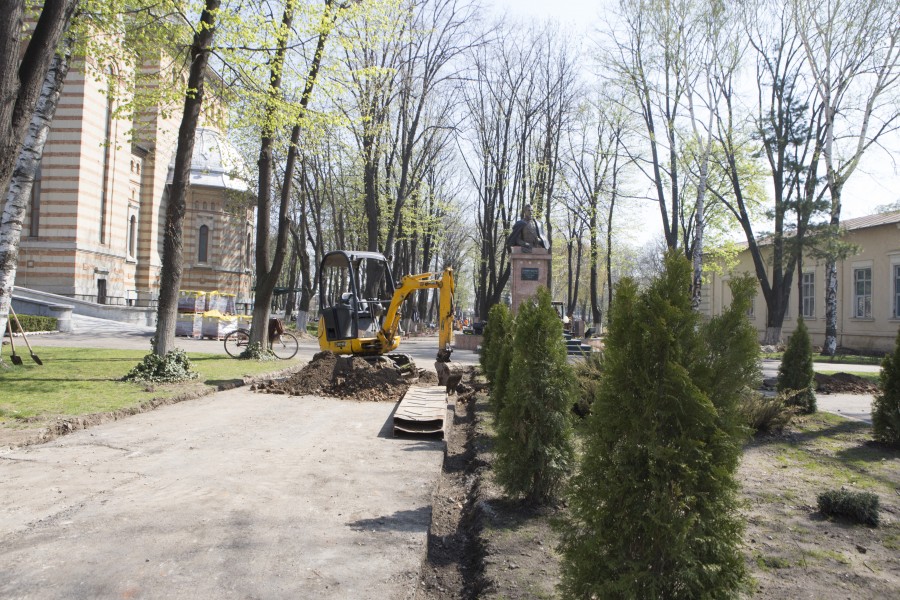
[377,268,455,360]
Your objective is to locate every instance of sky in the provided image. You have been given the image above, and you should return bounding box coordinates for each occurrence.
[490,0,900,245]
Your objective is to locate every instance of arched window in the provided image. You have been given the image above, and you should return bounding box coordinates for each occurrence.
[198,225,209,263]
[246,231,252,269]
[128,215,137,258]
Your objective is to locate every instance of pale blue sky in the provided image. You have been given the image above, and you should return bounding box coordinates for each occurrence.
[490,0,900,243]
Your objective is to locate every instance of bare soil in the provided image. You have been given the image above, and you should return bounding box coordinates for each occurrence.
[814,372,879,394]
[418,398,900,599]
[251,351,410,402]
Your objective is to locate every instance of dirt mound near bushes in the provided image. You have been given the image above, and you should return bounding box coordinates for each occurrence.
[814,372,879,394]
[252,351,410,402]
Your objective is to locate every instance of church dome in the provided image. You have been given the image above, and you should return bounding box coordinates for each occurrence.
[167,127,249,192]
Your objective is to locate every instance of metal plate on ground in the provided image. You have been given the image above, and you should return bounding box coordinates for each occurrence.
[394,387,448,437]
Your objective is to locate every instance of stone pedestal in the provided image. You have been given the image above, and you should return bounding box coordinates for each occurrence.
[509,246,551,315]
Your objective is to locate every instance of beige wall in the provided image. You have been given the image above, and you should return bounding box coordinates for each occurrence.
[704,220,900,352]
[17,54,253,309]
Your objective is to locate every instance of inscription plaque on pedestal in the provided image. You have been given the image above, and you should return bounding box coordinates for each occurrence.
[521,267,539,281]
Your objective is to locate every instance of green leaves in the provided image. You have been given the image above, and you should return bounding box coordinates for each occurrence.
[872,328,900,446]
[493,288,574,506]
[123,348,199,383]
[777,317,817,414]
[560,251,749,599]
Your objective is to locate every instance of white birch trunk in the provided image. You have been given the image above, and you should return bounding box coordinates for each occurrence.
[296,310,309,334]
[0,43,71,341]
[823,260,838,355]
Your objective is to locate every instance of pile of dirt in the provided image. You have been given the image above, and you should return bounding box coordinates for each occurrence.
[814,371,879,394]
[252,351,410,402]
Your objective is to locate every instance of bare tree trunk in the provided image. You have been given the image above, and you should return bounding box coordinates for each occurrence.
[250,0,339,346]
[0,0,78,202]
[153,0,220,356]
[0,36,73,339]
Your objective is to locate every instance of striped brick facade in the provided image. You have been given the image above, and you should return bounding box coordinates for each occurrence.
[17,60,254,309]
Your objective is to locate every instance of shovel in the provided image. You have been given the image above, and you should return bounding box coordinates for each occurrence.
[9,307,42,365]
[6,318,23,365]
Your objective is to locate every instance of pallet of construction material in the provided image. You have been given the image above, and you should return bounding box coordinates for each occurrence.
[178,291,206,314]
[176,313,203,337]
[201,312,239,339]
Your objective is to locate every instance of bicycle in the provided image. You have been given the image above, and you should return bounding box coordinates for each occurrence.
[223,319,299,359]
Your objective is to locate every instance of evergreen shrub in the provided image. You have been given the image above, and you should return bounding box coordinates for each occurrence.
[777,317,816,414]
[817,488,880,526]
[559,253,751,599]
[872,328,900,446]
[494,287,574,505]
[5,314,57,333]
[481,303,513,385]
[740,391,795,434]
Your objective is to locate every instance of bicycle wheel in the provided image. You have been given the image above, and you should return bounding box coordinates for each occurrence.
[223,329,251,358]
[270,331,299,359]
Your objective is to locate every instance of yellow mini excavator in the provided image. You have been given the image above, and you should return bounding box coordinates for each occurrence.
[316,250,457,381]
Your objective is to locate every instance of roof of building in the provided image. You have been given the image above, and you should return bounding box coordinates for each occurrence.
[838,210,900,231]
[735,210,900,249]
[167,127,249,192]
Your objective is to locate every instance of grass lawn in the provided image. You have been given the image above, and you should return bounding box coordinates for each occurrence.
[0,346,302,425]
[762,351,883,365]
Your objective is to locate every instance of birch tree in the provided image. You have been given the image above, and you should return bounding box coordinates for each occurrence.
[0,0,78,338]
[0,37,74,342]
[792,0,900,355]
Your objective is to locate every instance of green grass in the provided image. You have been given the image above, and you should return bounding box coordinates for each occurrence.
[754,553,791,570]
[762,352,883,365]
[769,412,899,491]
[0,346,302,424]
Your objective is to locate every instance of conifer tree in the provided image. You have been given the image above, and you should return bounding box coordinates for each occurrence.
[777,317,816,414]
[481,302,512,384]
[490,320,515,419]
[494,287,574,505]
[560,252,748,599]
[872,328,900,446]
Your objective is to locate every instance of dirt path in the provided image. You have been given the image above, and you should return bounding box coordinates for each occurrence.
[418,397,900,599]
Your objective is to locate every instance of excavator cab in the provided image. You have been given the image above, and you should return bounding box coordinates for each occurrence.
[318,250,396,346]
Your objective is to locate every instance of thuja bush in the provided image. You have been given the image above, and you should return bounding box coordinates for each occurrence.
[872,328,900,446]
[123,349,199,384]
[559,253,752,599]
[494,287,574,505]
[818,489,880,526]
[481,303,513,385]
[777,317,816,414]
[490,325,515,419]
[740,391,795,435]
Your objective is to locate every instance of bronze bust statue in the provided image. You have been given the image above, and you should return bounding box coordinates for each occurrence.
[506,204,546,250]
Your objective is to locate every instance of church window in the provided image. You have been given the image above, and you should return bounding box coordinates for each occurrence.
[198,225,209,263]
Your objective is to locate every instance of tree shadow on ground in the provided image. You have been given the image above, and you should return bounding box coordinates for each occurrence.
[747,417,870,448]
[347,506,432,533]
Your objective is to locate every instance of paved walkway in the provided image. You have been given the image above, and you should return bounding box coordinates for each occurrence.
[0,387,445,599]
[760,359,878,423]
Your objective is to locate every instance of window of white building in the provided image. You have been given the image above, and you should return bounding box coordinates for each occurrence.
[894,264,900,319]
[854,267,872,318]
[801,272,815,318]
